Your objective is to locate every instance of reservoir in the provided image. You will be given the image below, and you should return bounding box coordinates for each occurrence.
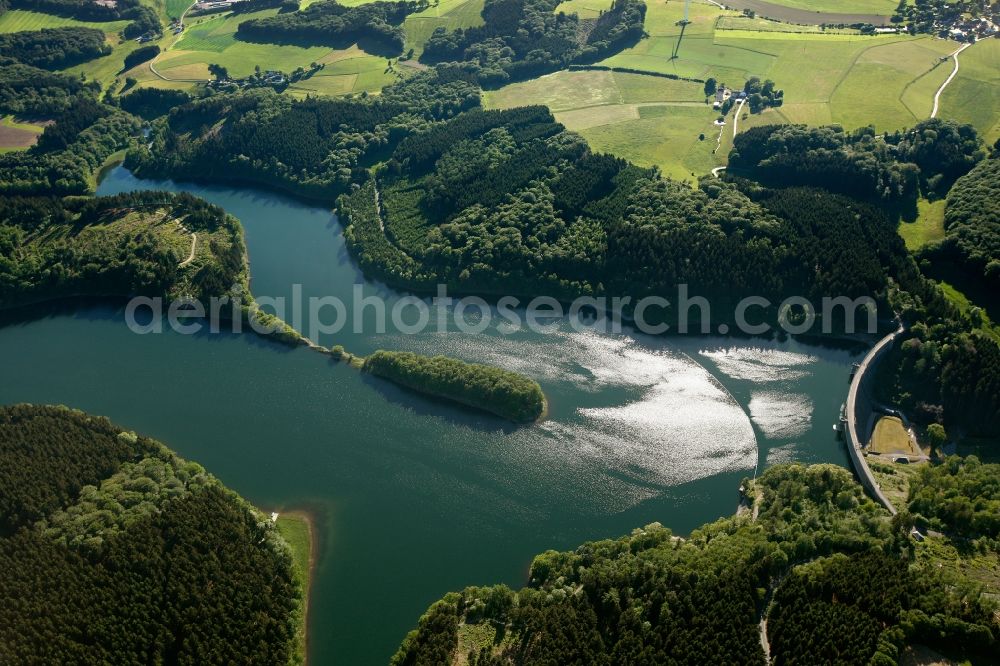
[0,167,862,664]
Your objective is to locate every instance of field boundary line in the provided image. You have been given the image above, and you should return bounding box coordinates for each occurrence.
[826,34,915,102]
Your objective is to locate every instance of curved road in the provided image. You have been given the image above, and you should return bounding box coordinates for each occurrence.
[931,42,972,119]
[732,97,746,138]
[844,323,904,515]
[179,232,198,267]
[148,2,203,83]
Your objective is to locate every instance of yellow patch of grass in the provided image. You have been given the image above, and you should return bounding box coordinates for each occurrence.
[553,0,612,19]
[870,416,918,456]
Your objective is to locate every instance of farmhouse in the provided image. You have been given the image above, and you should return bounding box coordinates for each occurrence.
[713,86,731,109]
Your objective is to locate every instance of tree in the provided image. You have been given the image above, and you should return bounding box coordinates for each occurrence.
[704,77,717,96]
[926,423,947,453]
[208,63,228,80]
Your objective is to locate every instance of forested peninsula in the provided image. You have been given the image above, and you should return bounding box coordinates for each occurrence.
[0,404,306,664]
[0,191,244,308]
[126,66,1000,440]
[392,463,1000,665]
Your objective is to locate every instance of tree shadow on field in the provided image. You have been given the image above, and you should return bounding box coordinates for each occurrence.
[233,31,404,59]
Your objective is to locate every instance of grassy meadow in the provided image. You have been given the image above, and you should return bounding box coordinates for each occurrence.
[898,198,946,251]
[553,0,613,18]
[165,0,194,19]
[936,37,1000,146]
[869,416,919,456]
[403,0,485,57]
[484,69,721,180]
[479,0,989,178]
[125,8,402,94]
[275,512,313,666]
[0,9,129,33]
[715,16,861,34]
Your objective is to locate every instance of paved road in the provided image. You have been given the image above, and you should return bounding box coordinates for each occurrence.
[732,98,746,138]
[931,42,972,118]
[148,1,203,83]
[845,323,904,515]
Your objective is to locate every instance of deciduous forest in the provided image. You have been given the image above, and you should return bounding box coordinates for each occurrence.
[392,464,998,665]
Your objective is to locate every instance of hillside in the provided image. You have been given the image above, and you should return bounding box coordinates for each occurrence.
[0,190,247,308]
[392,463,1000,665]
[0,404,305,664]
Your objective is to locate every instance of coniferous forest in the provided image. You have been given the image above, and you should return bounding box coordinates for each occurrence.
[0,404,303,664]
[0,1,998,662]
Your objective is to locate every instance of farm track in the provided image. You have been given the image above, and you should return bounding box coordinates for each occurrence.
[931,42,972,118]
[179,232,198,268]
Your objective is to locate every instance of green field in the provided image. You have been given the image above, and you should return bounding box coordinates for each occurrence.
[165,0,193,20]
[143,9,398,93]
[485,70,720,180]
[937,38,1000,146]
[579,104,720,180]
[553,0,612,19]
[826,36,957,129]
[403,0,485,57]
[900,52,954,119]
[480,0,968,178]
[898,198,946,251]
[275,512,312,665]
[590,0,959,129]
[0,8,129,33]
[717,16,861,34]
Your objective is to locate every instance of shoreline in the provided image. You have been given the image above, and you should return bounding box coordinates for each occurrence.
[268,506,320,666]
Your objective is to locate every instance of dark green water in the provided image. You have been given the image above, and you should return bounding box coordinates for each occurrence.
[0,167,862,665]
